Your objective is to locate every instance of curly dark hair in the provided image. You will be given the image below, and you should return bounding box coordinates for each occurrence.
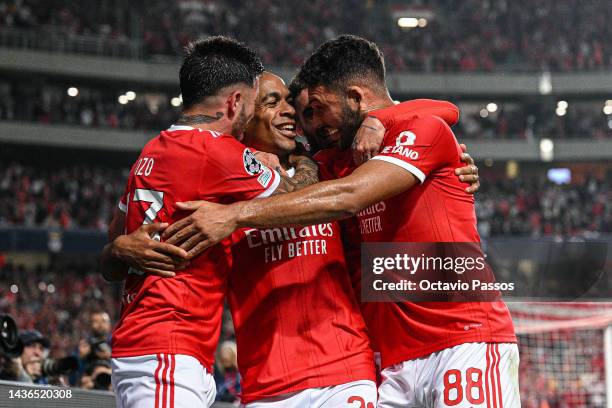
[180,36,264,109]
[297,34,386,93]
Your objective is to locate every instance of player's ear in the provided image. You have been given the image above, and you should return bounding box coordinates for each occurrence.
[226,90,241,120]
[346,86,366,111]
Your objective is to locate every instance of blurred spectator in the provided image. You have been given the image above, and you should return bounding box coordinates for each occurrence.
[214,340,241,404]
[79,359,112,391]
[0,329,49,383]
[18,330,51,384]
[74,310,112,385]
[0,329,77,386]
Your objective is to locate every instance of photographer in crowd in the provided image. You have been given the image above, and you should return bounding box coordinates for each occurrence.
[79,359,113,391]
[7,329,77,385]
[0,329,77,385]
[74,310,112,387]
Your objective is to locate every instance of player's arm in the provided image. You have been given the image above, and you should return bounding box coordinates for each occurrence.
[272,153,319,195]
[100,208,189,281]
[163,158,416,255]
[100,207,129,282]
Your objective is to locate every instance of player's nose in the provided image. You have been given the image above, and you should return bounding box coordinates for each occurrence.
[279,98,295,118]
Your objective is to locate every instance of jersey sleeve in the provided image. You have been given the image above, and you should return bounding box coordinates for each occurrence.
[203,135,281,201]
[370,115,458,183]
[118,183,129,213]
[368,99,459,130]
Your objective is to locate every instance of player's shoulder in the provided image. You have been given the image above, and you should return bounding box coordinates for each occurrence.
[396,113,451,131]
[161,125,231,138]
[386,114,453,144]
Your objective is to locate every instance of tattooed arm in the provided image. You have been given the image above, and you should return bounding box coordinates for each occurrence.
[272,154,319,195]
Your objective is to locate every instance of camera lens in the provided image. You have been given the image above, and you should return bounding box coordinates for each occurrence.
[0,314,23,358]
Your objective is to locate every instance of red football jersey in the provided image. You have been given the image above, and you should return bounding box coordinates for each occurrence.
[228,217,375,402]
[317,107,516,370]
[111,125,280,371]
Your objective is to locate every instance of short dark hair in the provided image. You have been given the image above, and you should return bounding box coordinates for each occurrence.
[287,75,306,103]
[180,36,264,109]
[297,35,386,92]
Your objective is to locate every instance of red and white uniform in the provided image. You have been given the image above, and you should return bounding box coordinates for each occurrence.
[228,168,376,406]
[111,125,280,408]
[317,100,519,407]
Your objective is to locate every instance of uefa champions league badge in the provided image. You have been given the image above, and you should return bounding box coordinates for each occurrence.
[243,148,263,175]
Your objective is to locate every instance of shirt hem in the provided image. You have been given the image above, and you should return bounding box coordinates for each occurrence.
[239,372,377,404]
[380,334,517,369]
[112,347,213,373]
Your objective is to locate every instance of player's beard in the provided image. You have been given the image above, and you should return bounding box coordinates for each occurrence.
[338,100,364,150]
[231,105,249,139]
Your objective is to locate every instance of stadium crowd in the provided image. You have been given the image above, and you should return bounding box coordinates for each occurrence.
[1,79,610,139]
[476,174,611,238]
[0,161,127,230]
[519,330,608,408]
[1,0,611,72]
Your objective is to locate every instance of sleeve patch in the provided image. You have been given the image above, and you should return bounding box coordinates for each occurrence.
[243,148,263,175]
[257,166,273,187]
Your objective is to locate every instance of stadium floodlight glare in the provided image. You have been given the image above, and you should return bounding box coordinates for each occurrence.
[538,72,552,95]
[118,95,129,105]
[479,109,489,118]
[555,107,567,116]
[604,105,612,115]
[126,91,136,101]
[418,18,428,27]
[557,100,568,110]
[540,138,554,162]
[67,87,78,97]
[397,17,419,28]
[486,103,498,113]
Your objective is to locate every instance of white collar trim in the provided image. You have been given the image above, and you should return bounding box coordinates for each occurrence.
[167,125,197,132]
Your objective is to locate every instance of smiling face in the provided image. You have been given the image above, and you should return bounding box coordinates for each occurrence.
[308,85,364,150]
[243,73,296,157]
[293,88,330,152]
